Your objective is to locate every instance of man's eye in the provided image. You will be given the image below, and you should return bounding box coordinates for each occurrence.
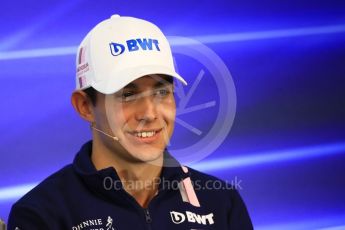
[155,88,171,97]
[121,91,136,101]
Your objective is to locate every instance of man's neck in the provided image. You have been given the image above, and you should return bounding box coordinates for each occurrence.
[91,139,163,208]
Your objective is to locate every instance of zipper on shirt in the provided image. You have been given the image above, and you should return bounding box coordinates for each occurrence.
[144,209,152,224]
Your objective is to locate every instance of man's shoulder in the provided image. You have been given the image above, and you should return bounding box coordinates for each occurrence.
[186,166,242,198]
[187,166,227,184]
[185,166,251,221]
[13,164,76,208]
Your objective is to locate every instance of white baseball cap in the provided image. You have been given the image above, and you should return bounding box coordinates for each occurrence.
[75,14,187,94]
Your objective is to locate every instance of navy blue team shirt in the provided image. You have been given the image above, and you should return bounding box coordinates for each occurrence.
[8,141,253,229]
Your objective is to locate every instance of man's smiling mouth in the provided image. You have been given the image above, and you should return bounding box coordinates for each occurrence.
[128,128,163,139]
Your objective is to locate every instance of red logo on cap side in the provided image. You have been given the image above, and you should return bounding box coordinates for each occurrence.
[78,47,86,65]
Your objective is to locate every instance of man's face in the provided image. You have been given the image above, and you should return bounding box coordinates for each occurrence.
[93,75,176,164]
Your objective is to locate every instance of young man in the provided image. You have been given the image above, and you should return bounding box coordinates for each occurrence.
[8,15,253,229]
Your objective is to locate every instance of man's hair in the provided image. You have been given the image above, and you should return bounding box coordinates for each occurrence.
[83,87,98,106]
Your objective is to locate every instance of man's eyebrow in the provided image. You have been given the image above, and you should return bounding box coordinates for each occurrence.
[154,78,173,88]
[154,82,169,88]
[122,77,173,89]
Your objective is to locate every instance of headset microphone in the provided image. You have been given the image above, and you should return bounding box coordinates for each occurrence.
[90,124,120,141]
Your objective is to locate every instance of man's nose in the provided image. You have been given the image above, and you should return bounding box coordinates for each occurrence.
[135,93,158,122]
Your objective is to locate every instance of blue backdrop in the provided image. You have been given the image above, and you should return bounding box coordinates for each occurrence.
[1,0,345,229]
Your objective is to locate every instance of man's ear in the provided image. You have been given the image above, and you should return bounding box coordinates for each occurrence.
[71,90,95,122]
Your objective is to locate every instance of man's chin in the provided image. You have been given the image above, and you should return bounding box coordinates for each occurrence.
[126,147,165,165]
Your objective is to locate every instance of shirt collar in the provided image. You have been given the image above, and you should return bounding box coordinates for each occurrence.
[73,141,188,200]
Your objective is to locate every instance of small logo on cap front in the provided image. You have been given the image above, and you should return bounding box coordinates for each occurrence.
[109,38,160,56]
[109,43,125,56]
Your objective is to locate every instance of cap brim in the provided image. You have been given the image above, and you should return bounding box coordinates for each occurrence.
[91,65,188,94]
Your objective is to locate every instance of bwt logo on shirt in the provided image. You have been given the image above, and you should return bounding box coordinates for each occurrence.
[170,211,215,225]
[109,38,160,56]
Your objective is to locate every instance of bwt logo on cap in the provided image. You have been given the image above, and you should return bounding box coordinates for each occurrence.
[109,38,160,56]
